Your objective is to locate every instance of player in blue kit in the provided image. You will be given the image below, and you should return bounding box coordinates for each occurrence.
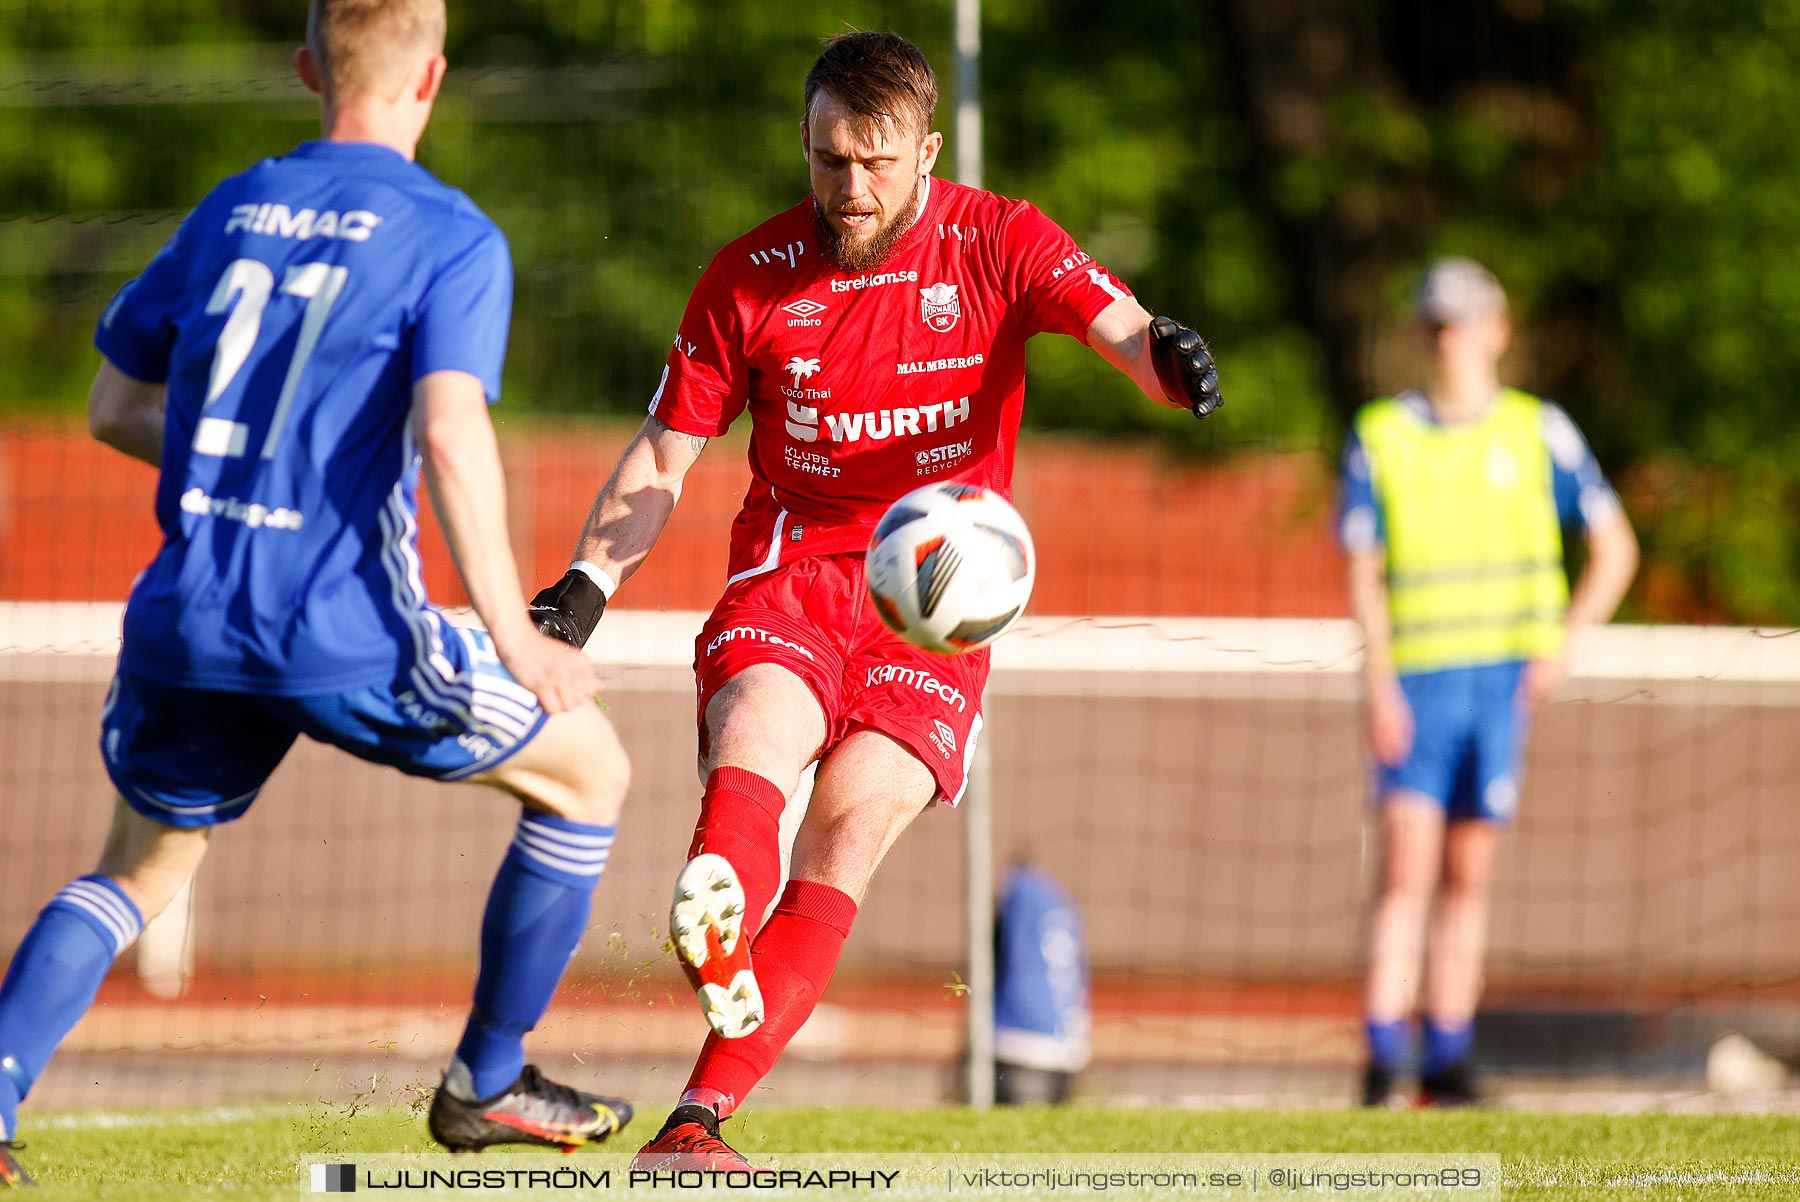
[0,2,633,1185]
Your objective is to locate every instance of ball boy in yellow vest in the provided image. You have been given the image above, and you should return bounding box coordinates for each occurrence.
[1340,258,1638,1105]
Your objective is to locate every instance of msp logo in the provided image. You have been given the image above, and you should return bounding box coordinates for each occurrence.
[919,282,961,332]
[929,719,959,759]
[749,240,805,269]
[310,1163,357,1192]
[781,297,826,328]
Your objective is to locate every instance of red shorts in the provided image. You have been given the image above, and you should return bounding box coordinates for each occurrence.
[694,553,989,804]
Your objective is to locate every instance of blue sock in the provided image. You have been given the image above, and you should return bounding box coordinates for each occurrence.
[453,812,615,1100]
[0,876,143,1139]
[1364,1018,1414,1073]
[1421,1016,1475,1076]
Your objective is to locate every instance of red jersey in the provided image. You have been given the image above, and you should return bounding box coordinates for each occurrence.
[651,177,1133,584]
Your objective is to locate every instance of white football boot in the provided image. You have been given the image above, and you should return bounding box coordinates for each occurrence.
[669,853,765,1038]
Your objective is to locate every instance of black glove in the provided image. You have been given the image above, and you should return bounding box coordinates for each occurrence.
[1149,315,1222,419]
[529,569,607,648]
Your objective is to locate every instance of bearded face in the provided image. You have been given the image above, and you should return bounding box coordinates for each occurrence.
[812,173,925,273]
[803,90,940,274]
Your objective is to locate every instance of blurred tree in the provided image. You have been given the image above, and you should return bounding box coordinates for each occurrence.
[0,0,1792,619]
[1212,0,1800,622]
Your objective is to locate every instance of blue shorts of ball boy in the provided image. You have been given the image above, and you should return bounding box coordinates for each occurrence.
[1378,660,1528,824]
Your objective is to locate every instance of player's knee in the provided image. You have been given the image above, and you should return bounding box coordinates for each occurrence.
[793,800,903,884]
[806,806,868,852]
[524,760,628,827]
[703,707,806,792]
[1438,871,1490,904]
[705,698,776,757]
[94,803,209,920]
[557,746,629,827]
[1380,865,1437,905]
[505,708,630,825]
[705,669,824,771]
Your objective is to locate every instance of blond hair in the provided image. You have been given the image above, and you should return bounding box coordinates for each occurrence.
[307,0,446,102]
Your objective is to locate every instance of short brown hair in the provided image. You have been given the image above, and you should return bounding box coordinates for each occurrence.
[804,31,937,141]
[307,0,446,102]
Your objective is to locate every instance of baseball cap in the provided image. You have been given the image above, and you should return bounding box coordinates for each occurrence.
[1414,257,1507,326]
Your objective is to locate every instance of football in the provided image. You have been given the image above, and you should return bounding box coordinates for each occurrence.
[865,483,1036,654]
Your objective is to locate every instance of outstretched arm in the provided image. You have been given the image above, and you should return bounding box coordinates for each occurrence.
[88,360,166,467]
[529,415,709,648]
[412,370,596,713]
[1086,298,1222,418]
[1087,298,1166,402]
[574,415,708,582]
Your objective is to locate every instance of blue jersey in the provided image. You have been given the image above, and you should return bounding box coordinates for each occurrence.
[94,140,512,696]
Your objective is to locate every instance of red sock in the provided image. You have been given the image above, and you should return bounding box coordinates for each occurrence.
[689,767,786,943]
[682,879,858,1116]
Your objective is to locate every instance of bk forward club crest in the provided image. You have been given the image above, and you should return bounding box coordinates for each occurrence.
[919,282,961,332]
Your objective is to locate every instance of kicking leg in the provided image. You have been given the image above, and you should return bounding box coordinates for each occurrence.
[637,729,930,1170]
[683,729,933,1115]
[671,665,826,1040]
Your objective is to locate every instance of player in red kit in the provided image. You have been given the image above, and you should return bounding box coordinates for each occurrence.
[530,32,1221,1167]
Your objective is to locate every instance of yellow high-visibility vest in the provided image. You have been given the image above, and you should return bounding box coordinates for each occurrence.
[1356,388,1568,672]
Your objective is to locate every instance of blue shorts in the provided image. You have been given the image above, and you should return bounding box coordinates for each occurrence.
[1379,661,1528,823]
[100,620,548,829]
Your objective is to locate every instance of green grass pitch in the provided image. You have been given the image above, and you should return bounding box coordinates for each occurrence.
[15,1104,1800,1199]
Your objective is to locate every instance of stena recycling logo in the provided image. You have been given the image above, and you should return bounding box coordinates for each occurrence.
[920,282,961,332]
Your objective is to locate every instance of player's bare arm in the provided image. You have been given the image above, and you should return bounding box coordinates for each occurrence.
[1569,506,1638,636]
[87,359,166,467]
[1086,297,1223,418]
[1524,504,1639,706]
[1348,545,1412,766]
[530,415,708,648]
[412,370,597,714]
[573,414,709,575]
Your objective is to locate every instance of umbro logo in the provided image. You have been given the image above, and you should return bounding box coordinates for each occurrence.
[781,297,826,328]
[931,719,958,758]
